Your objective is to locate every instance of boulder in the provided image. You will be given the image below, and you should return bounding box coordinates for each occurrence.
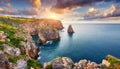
[44,57,106,69]
[0,51,10,69]
[68,25,74,34]
[3,44,21,56]
[0,31,6,41]
[3,44,15,56]
[102,60,110,67]
[12,59,27,69]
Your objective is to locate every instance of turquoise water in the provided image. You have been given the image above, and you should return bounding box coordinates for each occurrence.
[33,24,120,63]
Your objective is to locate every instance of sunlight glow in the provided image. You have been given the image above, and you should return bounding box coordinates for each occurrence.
[44,8,61,19]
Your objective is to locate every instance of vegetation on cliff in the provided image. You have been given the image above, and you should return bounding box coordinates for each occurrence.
[0,16,120,69]
[0,23,25,48]
[106,55,120,69]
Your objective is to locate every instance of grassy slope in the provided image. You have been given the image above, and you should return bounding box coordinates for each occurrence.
[0,23,25,48]
[0,16,42,69]
[106,55,120,69]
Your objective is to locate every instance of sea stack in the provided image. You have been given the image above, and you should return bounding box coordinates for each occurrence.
[68,25,74,34]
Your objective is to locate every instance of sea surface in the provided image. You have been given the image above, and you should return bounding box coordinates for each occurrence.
[32,23,120,63]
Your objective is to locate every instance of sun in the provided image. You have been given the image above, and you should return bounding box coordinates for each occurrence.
[48,13,60,19]
[45,8,61,19]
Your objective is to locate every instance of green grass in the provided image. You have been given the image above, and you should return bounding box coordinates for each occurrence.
[27,59,42,69]
[8,55,27,63]
[0,23,25,48]
[106,55,120,69]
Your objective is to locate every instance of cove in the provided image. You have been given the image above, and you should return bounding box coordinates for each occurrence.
[32,23,120,64]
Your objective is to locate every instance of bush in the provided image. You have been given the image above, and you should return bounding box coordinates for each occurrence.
[27,59,42,69]
[8,55,27,63]
[106,55,120,69]
[8,56,19,63]
[46,64,52,69]
[0,23,25,48]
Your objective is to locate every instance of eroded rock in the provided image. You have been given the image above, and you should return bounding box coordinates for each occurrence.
[68,25,74,34]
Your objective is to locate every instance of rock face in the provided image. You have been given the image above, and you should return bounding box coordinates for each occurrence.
[19,19,63,44]
[3,44,21,56]
[37,26,60,44]
[12,59,27,69]
[19,19,64,35]
[68,25,74,34]
[15,32,39,59]
[44,57,106,69]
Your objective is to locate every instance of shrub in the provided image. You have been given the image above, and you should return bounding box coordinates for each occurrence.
[27,59,42,69]
[46,64,52,69]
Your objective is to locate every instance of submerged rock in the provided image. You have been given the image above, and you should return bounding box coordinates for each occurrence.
[68,25,74,34]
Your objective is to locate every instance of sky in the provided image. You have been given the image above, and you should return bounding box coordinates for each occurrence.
[0,0,120,23]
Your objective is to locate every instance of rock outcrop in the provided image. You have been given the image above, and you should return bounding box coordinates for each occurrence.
[37,26,60,44]
[19,19,64,35]
[44,57,106,69]
[15,32,39,59]
[68,25,74,34]
[3,44,21,56]
[19,19,63,44]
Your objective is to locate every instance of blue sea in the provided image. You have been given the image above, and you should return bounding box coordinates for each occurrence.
[33,23,120,63]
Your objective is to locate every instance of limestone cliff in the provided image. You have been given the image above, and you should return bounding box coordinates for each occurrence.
[0,23,41,69]
[19,19,63,44]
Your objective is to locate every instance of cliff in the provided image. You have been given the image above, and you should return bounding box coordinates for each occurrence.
[0,23,41,69]
[19,19,63,44]
[0,16,120,69]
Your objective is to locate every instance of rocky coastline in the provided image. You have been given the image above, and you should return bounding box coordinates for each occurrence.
[0,16,120,69]
[19,19,63,44]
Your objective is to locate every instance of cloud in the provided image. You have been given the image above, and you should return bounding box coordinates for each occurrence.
[29,0,41,9]
[0,8,4,11]
[108,5,120,17]
[51,0,120,14]
[0,8,15,15]
[0,8,40,16]
[18,8,39,15]
[83,5,120,19]
[6,3,12,8]
[83,8,103,19]
[0,0,9,4]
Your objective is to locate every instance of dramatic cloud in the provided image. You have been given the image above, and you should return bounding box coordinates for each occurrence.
[0,8,14,15]
[0,0,9,4]
[0,8,39,16]
[0,8,4,11]
[18,8,39,15]
[6,3,12,8]
[83,5,120,19]
[83,8,102,19]
[29,0,41,9]
[107,5,120,17]
[51,0,120,14]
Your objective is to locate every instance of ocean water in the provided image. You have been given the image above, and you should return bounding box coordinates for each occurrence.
[33,24,120,63]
